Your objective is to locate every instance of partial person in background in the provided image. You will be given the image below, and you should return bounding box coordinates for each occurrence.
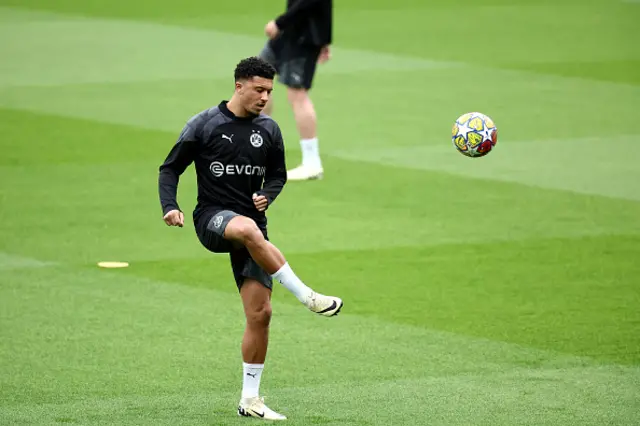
[259,0,333,181]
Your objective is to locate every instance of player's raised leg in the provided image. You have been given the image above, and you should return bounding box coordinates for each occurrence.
[237,278,286,421]
[224,215,343,316]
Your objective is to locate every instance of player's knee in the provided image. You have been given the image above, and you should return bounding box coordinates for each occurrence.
[247,302,272,328]
[231,218,263,245]
[243,225,264,247]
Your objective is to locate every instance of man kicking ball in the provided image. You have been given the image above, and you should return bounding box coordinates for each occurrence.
[158,56,343,420]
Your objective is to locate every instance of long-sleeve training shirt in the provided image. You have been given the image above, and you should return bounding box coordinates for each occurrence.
[158,101,287,226]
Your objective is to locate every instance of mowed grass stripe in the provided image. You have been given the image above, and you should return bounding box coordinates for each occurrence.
[0,63,637,149]
[0,6,459,89]
[1,266,638,425]
[2,155,640,261]
[126,233,640,364]
[332,134,640,201]
[2,367,639,425]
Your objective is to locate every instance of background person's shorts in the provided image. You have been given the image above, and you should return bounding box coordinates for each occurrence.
[259,39,322,90]
[195,209,273,291]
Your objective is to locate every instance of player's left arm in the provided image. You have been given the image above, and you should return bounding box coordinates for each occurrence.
[255,126,287,209]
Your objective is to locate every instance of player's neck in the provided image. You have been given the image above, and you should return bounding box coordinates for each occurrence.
[226,97,251,118]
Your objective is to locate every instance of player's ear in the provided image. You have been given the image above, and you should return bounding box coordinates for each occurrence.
[235,81,243,92]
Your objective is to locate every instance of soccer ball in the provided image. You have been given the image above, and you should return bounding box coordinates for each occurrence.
[451,112,498,157]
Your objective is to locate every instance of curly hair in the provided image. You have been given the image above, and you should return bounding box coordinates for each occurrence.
[234,56,276,82]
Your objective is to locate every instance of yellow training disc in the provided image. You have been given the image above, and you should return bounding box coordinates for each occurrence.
[97,261,129,268]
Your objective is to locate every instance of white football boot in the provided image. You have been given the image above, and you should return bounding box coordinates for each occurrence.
[305,291,343,317]
[238,396,287,421]
[287,165,324,181]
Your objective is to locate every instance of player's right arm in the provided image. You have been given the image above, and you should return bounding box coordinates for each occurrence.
[158,123,198,227]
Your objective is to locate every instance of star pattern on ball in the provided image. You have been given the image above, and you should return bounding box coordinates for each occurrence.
[481,125,495,142]
[456,120,473,141]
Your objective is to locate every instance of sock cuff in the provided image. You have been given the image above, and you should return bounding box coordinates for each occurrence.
[271,262,290,280]
[243,362,264,369]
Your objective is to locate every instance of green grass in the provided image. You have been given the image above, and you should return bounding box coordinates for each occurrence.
[1,0,639,424]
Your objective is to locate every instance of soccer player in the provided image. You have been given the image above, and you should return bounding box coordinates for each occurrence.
[158,57,343,421]
[259,0,333,181]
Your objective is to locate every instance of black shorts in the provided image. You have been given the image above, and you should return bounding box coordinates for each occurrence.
[259,39,322,90]
[195,208,273,291]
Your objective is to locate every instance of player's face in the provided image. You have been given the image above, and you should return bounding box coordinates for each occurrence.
[239,77,273,115]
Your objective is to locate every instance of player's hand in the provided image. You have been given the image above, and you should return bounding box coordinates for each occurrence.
[163,209,184,227]
[253,193,269,212]
[265,20,280,39]
[318,45,331,64]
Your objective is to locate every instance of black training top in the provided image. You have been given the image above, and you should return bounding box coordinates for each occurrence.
[158,101,287,226]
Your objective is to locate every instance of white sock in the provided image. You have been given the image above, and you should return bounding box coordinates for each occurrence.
[300,138,322,169]
[271,262,313,304]
[242,362,264,399]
